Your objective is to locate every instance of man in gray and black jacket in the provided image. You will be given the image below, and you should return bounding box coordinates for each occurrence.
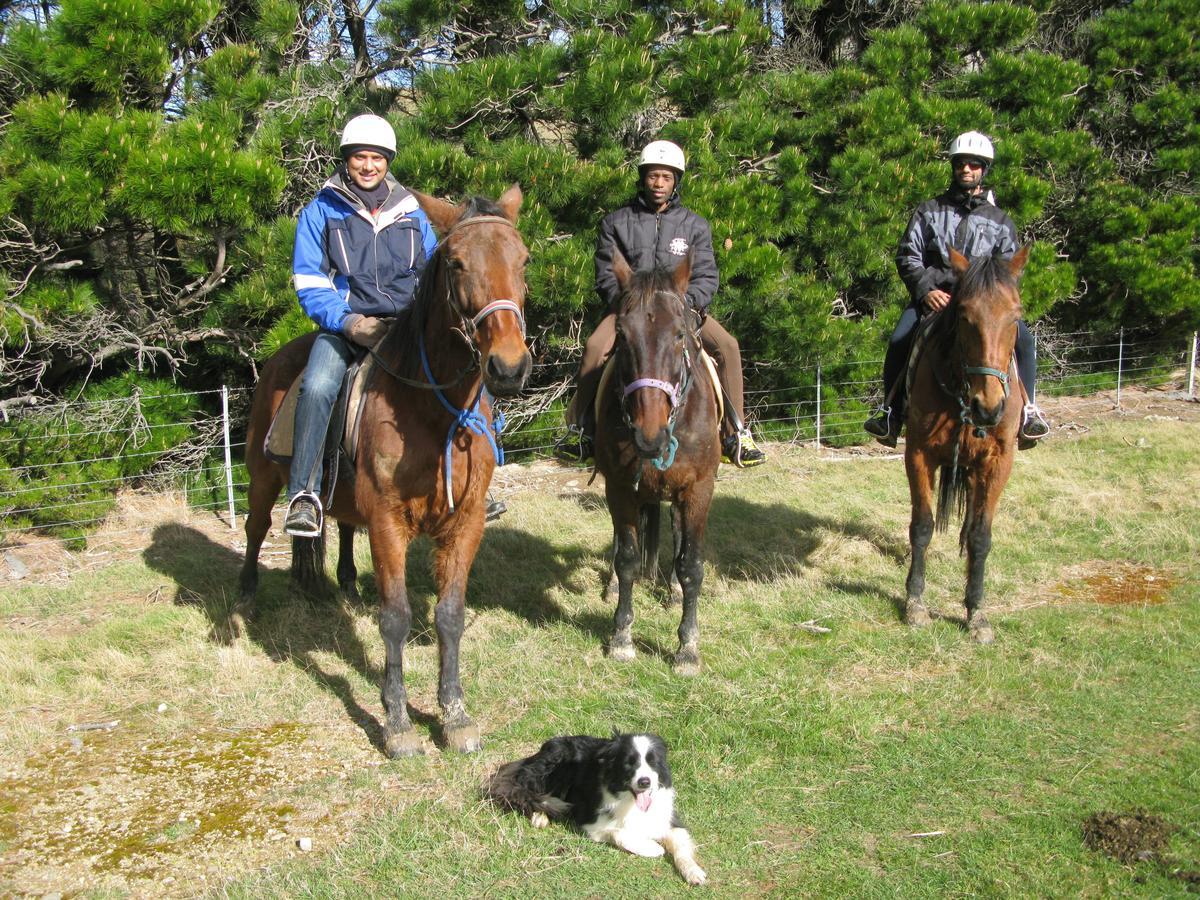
[865,130,1051,448]
[558,140,766,468]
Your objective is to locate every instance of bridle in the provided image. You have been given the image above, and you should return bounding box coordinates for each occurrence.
[372,211,528,512]
[617,290,697,473]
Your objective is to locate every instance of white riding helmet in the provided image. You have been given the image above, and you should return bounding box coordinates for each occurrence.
[639,140,686,175]
[340,114,397,160]
[947,131,995,163]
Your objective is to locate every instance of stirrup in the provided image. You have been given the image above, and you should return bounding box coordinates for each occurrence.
[1020,402,1050,440]
[285,491,324,538]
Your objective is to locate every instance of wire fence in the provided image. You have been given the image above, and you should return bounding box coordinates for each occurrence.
[2,330,1196,541]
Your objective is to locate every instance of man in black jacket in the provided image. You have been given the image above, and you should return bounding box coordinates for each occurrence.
[558,140,766,467]
[864,131,1051,448]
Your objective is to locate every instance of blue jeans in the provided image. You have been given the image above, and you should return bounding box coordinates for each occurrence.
[289,331,356,499]
[882,308,1037,403]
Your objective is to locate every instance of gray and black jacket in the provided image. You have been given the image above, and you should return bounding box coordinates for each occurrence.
[594,193,719,314]
[895,187,1018,307]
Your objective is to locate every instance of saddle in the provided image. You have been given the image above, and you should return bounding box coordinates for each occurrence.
[594,349,724,426]
[264,350,376,504]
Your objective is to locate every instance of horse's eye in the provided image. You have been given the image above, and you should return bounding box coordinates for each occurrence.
[448,258,465,272]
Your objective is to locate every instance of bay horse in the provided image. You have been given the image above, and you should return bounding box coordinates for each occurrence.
[903,245,1029,644]
[238,185,531,756]
[593,251,720,675]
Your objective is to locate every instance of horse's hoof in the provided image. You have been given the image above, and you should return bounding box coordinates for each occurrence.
[905,600,931,628]
[969,618,995,644]
[385,731,426,758]
[608,640,636,661]
[446,723,482,754]
[339,582,360,604]
[672,652,701,677]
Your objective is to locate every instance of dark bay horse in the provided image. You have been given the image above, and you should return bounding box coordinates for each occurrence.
[238,185,531,756]
[904,246,1029,644]
[593,251,721,675]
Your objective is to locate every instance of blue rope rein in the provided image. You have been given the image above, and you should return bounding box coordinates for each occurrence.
[419,333,504,513]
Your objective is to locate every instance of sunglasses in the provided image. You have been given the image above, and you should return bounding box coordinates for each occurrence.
[953,158,985,170]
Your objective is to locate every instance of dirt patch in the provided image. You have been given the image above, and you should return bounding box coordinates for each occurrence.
[1056,562,1178,606]
[0,717,401,896]
[1083,810,1175,864]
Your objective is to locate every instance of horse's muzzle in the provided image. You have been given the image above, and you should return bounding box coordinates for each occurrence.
[484,351,532,398]
[633,425,671,460]
[970,395,1006,427]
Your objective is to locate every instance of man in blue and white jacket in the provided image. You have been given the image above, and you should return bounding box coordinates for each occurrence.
[285,114,438,537]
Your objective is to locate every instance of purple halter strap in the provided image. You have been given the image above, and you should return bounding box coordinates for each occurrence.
[622,377,679,407]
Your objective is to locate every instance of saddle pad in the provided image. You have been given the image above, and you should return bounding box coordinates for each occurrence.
[264,352,376,464]
[594,349,723,424]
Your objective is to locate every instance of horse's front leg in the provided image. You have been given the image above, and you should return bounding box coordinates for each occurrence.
[336,522,359,602]
[608,492,641,661]
[671,484,712,676]
[903,450,936,627]
[962,456,1013,644]
[432,513,487,753]
[368,520,420,757]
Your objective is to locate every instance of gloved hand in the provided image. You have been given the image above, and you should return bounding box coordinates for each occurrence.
[343,313,389,348]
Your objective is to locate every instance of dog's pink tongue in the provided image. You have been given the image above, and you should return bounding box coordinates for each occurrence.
[635,791,652,812]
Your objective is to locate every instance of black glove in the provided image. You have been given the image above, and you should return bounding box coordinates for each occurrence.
[343,313,388,348]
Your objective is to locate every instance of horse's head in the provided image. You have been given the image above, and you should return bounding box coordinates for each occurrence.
[612,250,699,461]
[413,184,532,397]
[948,246,1029,427]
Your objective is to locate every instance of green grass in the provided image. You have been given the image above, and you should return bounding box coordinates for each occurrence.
[1,416,1198,897]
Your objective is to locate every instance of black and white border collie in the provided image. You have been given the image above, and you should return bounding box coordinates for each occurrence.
[487,731,706,885]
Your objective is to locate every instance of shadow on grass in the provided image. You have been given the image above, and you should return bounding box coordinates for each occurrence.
[142,520,608,752]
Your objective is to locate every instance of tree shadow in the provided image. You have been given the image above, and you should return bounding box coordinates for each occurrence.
[142,519,611,753]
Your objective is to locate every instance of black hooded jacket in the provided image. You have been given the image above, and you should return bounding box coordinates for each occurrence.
[594,192,719,314]
[895,186,1018,306]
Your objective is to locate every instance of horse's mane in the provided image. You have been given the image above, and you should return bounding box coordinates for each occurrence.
[383,195,509,377]
[932,253,1020,348]
[618,268,683,315]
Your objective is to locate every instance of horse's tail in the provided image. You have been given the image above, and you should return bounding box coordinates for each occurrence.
[291,527,328,593]
[638,502,661,580]
[935,464,967,536]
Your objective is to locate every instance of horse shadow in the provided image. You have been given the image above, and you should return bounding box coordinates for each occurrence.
[142,519,608,752]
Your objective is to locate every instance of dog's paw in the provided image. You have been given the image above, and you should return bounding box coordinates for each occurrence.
[679,861,707,886]
[626,839,665,858]
[530,812,549,828]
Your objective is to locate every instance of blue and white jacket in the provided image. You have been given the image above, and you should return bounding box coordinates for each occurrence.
[292,171,438,333]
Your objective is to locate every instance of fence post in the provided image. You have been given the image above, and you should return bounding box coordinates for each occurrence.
[222,385,236,530]
[1116,327,1124,409]
[814,363,822,448]
[1189,332,1197,400]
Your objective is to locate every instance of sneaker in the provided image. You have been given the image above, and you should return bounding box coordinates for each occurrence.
[722,429,766,468]
[485,498,507,522]
[555,427,594,464]
[284,492,323,538]
[864,406,899,448]
[1020,403,1050,440]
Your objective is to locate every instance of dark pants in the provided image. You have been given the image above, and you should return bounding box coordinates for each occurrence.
[882,308,1037,405]
[289,331,356,499]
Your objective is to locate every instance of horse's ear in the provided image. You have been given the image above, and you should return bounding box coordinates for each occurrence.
[497,183,523,223]
[412,189,464,234]
[1009,245,1030,279]
[949,247,970,277]
[612,248,632,292]
[672,250,692,297]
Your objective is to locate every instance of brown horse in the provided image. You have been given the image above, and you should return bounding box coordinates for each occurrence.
[593,251,721,675]
[238,185,531,756]
[903,246,1029,644]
